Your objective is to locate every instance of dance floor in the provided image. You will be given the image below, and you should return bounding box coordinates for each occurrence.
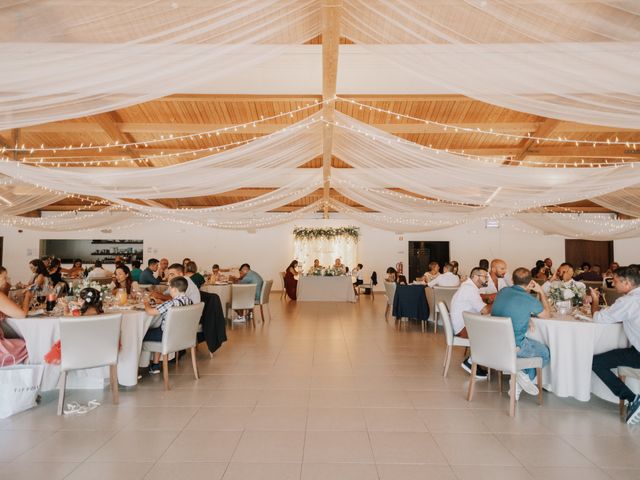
[1,295,639,480]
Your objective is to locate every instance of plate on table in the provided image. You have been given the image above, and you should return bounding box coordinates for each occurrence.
[27,309,45,317]
[214,282,230,285]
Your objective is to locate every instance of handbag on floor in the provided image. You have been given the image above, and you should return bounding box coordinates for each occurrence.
[0,357,44,419]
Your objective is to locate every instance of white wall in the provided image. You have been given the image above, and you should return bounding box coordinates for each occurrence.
[1,218,637,289]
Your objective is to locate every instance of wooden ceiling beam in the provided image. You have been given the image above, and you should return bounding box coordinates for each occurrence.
[321,0,341,219]
[158,94,323,103]
[504,118,560,165]
[92,112,143,164]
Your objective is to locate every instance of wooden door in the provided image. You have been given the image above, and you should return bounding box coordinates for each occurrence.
[565,239,613,270]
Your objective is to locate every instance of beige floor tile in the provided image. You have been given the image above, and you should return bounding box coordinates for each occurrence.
[432,433,520,466]
[257,389,309,406]
[603,468,640,480]
[407,390,471,409]
[306,407,367,431]
[562,435,640,468]
[452,465,534,480]
[159,430,242,462]
[65,462,153,480]
[496,434,593,467]
[0,461,77,480]
[245,406,308,431]
[475,409,550,434]
[204,389,262,407]
[16,430,115,463]
[526,466,611,480]
[232,431,305,463]
[418,409,488,433]
[224,462,301,480]
[184,406,253,431]
[377,464,457,480]
[301,463,378,480]
[363,408,427,432]
[358,390,413,408]
[308,389,361,407]
[369,431,447,464]
[144,462,227,480]
[0,430,54,461]
[88,430,178,463]
[304,431,374,463]
[122,406,198,430]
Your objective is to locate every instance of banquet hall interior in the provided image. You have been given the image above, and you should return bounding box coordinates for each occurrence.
[1,1,640,479]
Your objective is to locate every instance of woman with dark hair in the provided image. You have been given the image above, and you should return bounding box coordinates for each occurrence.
[284,260,298,300]
[46,288,104,364]
[112,264,134,295]
[531,260,548,280]
[27,258,49,289]
[386,267,398,283]
[48,258,63,286]
[185,261,205,288]
[61,259,84,278]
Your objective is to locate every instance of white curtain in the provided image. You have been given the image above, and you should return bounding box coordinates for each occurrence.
[0,0,321,129]
[293,232,359,273]
[341,0,640,128]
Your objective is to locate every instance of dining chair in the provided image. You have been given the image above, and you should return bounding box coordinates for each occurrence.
[256,280,273,322]
[439,302,470,378]
[356,274,375,299]
[463,311,543,417]
[617,367,640,417]
[58,313,122,415]
[425,287,436,326]
[383,281,396,320]
[142,303,205,390]
[229,284,257,322]
[603,287,624,305]
[433,286,458,333]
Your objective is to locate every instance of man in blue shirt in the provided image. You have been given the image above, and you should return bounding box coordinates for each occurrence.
[231,263,264,321]
[492,267,552,400]
[139,258,160,285]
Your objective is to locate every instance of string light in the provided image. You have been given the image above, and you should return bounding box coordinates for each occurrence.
[336,97,640,148]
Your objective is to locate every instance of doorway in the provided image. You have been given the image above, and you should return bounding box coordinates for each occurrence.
[565,239,613,271]
[408,241,450,283]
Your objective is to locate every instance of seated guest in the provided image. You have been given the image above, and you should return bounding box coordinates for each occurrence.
[574,262,591,278]
[589,265,640,424]
[491,268,551,400]
[26,258,49,289]
[450,267,492,379]
[542,262,586,296]
[386,267,398,283]
[604,262,619,287]
[143,276,194,374]
[206,264,224,284]
[544,258,554,276]
[0,289,27,365]
[478,258,489,271]
[139,258,160,285]
[480,259,509,304]
[41,255,52,269]
[423,262,440,283]
[230,263,264,320]
[130,260,142,282]
[397,274,408,285]
[308,259,323,274]
[61,259,84,278]
[576,264,603,282]
[450,260,460,277]
[48,258,64,286]
[111,264,136,295]
[428,263,460,287]
[531,260,548,281]
[284,260,299,300]
[352,263,364,286]
[0,266,11,295]
[150,263,200,304]
[185,261,205,288]
[182,257,191,271]
[157,258,169,282]
[87,260,112,279]
[332,258,347,275]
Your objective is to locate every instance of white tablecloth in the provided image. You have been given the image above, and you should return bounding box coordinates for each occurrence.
[5,310,153,391]
[200,284,231,317]
[529,315,634,402]
[297,276,356,302]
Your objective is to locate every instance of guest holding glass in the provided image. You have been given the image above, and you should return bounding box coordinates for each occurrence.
[284,260,299,300]
[111,264,136,296]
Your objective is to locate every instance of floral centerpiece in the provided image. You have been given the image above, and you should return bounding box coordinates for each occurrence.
[310,267,324,276]
[547,280,586,307]
[81,278,112,301]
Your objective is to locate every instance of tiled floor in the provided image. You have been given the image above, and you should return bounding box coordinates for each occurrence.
[1,295,639,479]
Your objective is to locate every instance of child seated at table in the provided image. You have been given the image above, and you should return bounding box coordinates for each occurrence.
[45,288,103,364]
[143,276,193,374]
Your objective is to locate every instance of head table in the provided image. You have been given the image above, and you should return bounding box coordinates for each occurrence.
[296,275,356,302]
[5,309,155,391]
[529,313,637,403]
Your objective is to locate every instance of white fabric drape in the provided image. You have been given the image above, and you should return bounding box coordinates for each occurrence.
[0,0,321,129]
[592,188,640,218]
[341,0,640,128]
[516,213,640,240]
[0,183,64,216]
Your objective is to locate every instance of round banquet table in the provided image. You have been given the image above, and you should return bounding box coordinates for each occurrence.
[529,314,637,403]
[5,309,155,391]
[297,275,356,302]
[201,284,231,317]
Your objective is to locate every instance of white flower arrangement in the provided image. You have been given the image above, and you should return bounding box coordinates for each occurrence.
[548,280,586,307]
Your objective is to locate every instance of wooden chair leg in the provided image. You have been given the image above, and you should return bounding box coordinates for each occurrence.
[443,345,452,378]
[190,346,199,380]
[498,370,503,394]
[466,363,477,401]
[509,374,516,417]
[260,304,265,323]
[433,312,438,333]
[57,371,67,415]
[109,364,119,405]
[162,354,170,391]
[619,375,626,417]
[175,351,179,369]
[536,367,543,406]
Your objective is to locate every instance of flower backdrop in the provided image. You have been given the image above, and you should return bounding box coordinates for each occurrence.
[293,226,359,272]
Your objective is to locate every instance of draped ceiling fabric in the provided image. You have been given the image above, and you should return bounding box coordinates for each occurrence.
[0,1,639,238]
